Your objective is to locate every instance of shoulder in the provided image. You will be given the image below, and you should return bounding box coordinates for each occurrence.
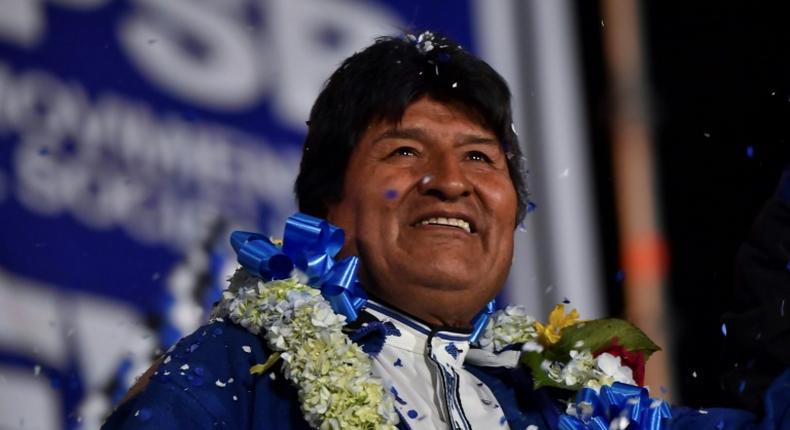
[102,320,308,429]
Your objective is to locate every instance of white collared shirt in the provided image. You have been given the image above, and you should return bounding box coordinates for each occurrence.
[363,301,510,430]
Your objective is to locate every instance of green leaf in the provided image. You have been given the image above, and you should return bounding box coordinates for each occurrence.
[250,351,282,375]
[548,319,660,363]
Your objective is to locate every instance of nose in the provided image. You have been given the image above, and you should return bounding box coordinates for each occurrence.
[417,154,472,201]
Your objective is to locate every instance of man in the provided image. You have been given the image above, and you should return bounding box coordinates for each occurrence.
[103,33,790,429]
[104,32,545,430]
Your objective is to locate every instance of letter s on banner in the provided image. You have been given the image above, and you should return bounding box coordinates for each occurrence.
[119,0,262,111]
[267,0,402,129]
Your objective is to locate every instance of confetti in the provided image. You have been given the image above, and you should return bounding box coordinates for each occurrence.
[233,395,238,401]
[384,189,398,199]
[699,409,709,415]
[500,416,508,426]
[703,132,711,138]
[394,358,403,367]
[511,123,518,136]
[574,340,585,348]
[562,297,571,304]
[163,355,171,364]
[692,371,697,378]
[721,323,727,336]
[738,380,747,393]
[180,364,189,371]
[408,410,418,419]
[242,345,252,353]
[215,379,226,388]
[746,146,754,158]
[451,82,458,88]
[527,426,538,430]
[420,175,432,185]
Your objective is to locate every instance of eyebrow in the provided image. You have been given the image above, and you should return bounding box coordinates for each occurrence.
[371,127,498,146]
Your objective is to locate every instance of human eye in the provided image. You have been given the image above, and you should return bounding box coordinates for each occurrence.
[466,150,493,163]
[390,146,419,157]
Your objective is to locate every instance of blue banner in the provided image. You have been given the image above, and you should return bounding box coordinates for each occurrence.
[0,1,488,428]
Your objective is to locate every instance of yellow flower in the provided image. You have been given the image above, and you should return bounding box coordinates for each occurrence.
[535,304,580,346]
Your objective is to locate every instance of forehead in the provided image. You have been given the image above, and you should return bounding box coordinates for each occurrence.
[366,97,495,138]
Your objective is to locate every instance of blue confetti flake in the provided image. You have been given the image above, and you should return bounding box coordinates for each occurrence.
[746,146,754,158]
[527,200,538,213]
[394,358,403,367]
[407,409,418,419]
[562,297,571,304]
[445,343,459,359]
[739,380,747,393]
[499,416,507,425]
[721,323,727,336]
[389,386,408,405]
[384,189,398,199]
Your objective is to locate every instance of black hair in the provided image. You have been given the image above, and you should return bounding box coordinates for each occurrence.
[294,32,528,225]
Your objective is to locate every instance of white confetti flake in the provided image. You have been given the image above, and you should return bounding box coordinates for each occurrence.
[163,355,171,364]
[703,132,711,138]
[527,426,539,430]
[134,410,140,417]
[163,370,171,376]
[227,378,234,383]
[698,409,709,415]
[421,175,432,185]
[511,122,518,136]
[269,372,277,381]
[233,395,238,401]
[180,364,189,371]
[451,82,458,88]
[215,379,227,388]
[242,345,252,353]
[574,340,585,348]
[692,371,697,378]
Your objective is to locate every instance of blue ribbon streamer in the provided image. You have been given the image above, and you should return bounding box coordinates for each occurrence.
[469,299,496,345]
[230,213,367,321]
[558,382,672,430]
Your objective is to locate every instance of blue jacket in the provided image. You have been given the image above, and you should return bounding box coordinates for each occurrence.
[102,318,790,429]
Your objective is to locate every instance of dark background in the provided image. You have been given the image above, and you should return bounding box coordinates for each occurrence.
[576,2,790,407]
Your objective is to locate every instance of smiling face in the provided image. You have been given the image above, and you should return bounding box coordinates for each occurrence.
[326,97,518,327]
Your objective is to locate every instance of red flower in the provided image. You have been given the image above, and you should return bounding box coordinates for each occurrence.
[594,337,646,386]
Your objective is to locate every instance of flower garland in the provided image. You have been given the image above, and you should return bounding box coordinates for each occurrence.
[212,269,399,430]
[217,212,671,429]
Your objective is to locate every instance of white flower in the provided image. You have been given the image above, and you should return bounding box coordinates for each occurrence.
[479,305,538,352]
[595,352,635,385]
[216,268,399,430]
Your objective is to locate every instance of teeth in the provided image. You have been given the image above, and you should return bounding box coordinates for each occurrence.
[418,217,471,233]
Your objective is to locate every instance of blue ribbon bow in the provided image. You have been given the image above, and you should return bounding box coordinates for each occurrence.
[559,382,672,430]
[230,213,367,321]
